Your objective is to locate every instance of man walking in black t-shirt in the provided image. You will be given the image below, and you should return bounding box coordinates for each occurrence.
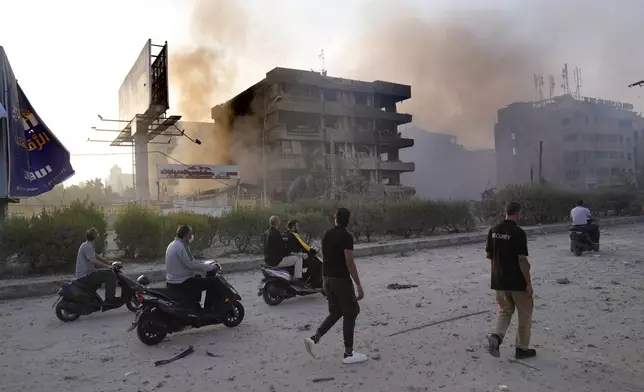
[304,208,368,364]
[486,201,537,360]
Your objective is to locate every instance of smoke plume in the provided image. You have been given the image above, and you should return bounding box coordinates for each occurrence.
[168,0,260,194]
[342,0,644,149]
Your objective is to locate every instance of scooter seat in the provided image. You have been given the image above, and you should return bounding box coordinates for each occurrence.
[147,287,193,301]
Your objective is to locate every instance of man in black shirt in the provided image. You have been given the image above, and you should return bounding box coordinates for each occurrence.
[486,201,536,360]
[304,208,368,364]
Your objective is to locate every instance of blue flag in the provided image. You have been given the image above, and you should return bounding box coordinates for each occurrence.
[3,77,75,197]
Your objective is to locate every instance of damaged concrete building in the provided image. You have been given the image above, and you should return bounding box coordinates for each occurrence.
[211,68,415,198]
[495,94,644,190]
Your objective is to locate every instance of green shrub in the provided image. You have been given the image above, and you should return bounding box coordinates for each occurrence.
[348,201,386,242]
[479,184,640,225]
[113,204,165,258]
[162,211,214,252]
[0,201,107,275]
[288,211,331,243]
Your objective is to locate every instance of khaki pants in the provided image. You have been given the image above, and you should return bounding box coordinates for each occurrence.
[278,255,303,279]
[492,290,533,350]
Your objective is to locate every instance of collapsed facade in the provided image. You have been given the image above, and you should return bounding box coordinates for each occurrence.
[211,68,415,197]
[495,94,644,190]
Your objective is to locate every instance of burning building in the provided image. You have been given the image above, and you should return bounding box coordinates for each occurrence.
[211,68,415,197]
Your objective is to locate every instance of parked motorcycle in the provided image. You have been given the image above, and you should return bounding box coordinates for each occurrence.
[258,249,324,306]
[53,264,143,322]
[128,261,244,346]
[570,218,600,256]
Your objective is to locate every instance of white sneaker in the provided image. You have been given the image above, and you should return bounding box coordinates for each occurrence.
[304,338,316,358]
[342,351,368,364]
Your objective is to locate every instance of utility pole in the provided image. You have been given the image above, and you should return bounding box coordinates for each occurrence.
[538,141,543,183]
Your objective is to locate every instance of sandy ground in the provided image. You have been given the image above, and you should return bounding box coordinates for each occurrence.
[1,224,644,392]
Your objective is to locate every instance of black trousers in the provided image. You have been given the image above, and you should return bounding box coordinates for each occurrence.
[316,276,360,350]
[167,277,219,311]
[77,269,117,301]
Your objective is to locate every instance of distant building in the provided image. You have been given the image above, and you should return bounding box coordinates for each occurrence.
[495,95,643,190]
[400,126,496,200]
[106,165,133,195]
[211,67,415,195]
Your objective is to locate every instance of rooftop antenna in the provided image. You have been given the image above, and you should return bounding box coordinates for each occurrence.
[533,73,544,101]
[573,66,582,99]
[319,49,327,76]
[561,63,571,96]
[548,75,555,99]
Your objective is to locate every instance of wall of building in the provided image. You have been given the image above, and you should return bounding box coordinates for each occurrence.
[495,95,644,190]
[400,126,496,200]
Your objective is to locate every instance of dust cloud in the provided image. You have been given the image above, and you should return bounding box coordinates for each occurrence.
[342,0,644,149]
[167,0,261,194]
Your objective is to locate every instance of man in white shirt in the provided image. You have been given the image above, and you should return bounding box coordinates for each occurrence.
[571,200,599,243]
[165,225,219,311]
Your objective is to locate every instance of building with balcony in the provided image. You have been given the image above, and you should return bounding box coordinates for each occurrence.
[211,68,415,194]
[495,94,644,190]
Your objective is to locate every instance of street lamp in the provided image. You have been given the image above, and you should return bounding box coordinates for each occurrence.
[262,95,282,207]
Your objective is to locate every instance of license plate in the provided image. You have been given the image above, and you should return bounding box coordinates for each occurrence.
[258,282,265,290]
[127,310,142,331]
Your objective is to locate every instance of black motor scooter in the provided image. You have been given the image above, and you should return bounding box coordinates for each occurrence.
[258,249,324,306]
[53,264,143,322]
[570,218,600,256]
[128,261,245,346]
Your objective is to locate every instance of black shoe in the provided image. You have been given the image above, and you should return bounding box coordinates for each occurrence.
[488,334,502,358]
[515,348,537,359]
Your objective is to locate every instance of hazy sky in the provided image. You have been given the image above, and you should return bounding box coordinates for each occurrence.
[0,0,506,185]
[2,0,644,186]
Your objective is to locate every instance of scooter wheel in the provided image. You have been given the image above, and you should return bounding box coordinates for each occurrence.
[262,282,284,306]
[222,300,245,328]
[136,311,167,346]
[55,301,81,322]
[126,296,141,312]
[574,249,583,257]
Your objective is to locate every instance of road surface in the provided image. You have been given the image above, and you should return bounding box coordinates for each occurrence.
[1,224,644,392]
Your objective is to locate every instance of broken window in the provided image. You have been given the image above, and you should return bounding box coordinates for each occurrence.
[355,145,371,158]
[619,119,632,129]
[323,90,338,102]
[563,134,577,142]
[281,141,292,155]
[354,92,368,106]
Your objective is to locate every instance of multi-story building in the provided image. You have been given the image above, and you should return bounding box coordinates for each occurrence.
[211,68,415,195]
[495,94,644,190]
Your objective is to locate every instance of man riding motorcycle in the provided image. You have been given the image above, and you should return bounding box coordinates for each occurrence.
[285,220,313,254]
[284,219,322,287]
[571,200,600,244]
[263,216,305,285]
[75,227,122,306]
[165,225,220,311]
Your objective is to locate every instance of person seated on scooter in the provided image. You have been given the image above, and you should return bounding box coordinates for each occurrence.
[264,215,305,284]
[571,200,600,244]
[75,228,121,306]
[165,225,219,312]
[285,220,322,288]
[285,220,314,254]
